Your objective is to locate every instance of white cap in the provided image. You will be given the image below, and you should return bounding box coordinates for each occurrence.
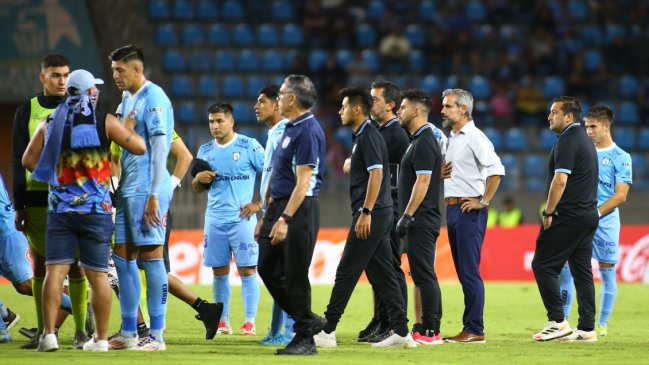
[66,69,104,95]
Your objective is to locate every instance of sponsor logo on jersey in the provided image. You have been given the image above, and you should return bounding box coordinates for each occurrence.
[146,107,163,113]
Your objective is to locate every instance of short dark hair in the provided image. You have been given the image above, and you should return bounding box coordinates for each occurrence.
[259,84,280,100]
[401,89,433,114]
[284,74,317,109]
[371,80,400,114]
[109,45,145,64]
[584,104,614,123]
[552,96,581,121]
[207,101,233,116]
[340,86,372,116]
[41,54,70,70]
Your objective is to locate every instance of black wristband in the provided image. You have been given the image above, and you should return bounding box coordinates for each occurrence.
[281,213,293,224]
[403,213,414,221]
[362,207,372,215]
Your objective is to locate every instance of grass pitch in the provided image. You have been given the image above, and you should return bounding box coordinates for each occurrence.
[1,282,648,364]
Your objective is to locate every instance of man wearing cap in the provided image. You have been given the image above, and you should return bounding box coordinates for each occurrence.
[22,69,146,352]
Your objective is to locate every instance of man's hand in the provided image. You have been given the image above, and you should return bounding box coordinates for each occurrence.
[14,209,27,231]
[124,111,138,130]
[343,157,351,175]
[543,215,553,230]
[197,170,217,185]
[270,219,288,245]
[355,214,371,240]
[254,216,263,240]
[144,195,160,228]
[396,214,414,237]
[240,202,261,219]
[441,161,452,179]
[460,197,484,213]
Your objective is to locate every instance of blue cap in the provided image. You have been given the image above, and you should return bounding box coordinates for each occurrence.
[66,69,104,95]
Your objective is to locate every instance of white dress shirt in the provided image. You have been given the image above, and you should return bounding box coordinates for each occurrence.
[444,121,505,198]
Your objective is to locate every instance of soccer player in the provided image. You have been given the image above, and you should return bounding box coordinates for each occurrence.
[22,69,146,352]
[108,45,174,351]
[250,85,295,346]
[11,53,90,349]
[192,102,264,336]
[559,105,632,337]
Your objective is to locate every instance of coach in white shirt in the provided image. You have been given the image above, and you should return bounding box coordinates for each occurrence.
[440,88,505,343]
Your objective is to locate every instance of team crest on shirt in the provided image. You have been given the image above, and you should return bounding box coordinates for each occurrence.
[602,157,611,165]
[282,136,291,149]
[233,152,241,161]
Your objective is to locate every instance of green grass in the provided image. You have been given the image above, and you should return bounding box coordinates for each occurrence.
[1,282,649,364]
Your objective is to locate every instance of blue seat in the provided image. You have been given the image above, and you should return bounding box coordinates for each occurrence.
[504,128,527,152]
[418,1,436,22]
[579,24,602,46]
[525,177,547,193]
[523,154,546,178]
[421,75,442,94]
[465,0,487,21]
[367,0,384,21]
[473,100,491,125]
[308,49,327,72]
[170,76,193,98]
[155,24,178,46]
[355,24,377,48]
[637,128,649,151]
[336,49,353,69]
[631,154,647,178]
[207,24,230,45]
[409,50,424,73]
[257,24,279,46]
[567,0,588,20]
[272,1,292,21]
[221,1,243,21]
[606,23,626,43]
[361,49,379,73]
[445,75,459,90]
[183,24,204,45]
[500,154,520,176]
[405,25,425,48]
[148,0,169,20]
[238,126,258,140]
[483,128,502,151]
[232,24,254,46]
[176,101,197,125]
[334,127,353,149]
[172,0,194,20]
[247,75,267,98]
[231,101,251,124]
[196,0,218,20]
[221,76,244,98]
[282,24,302,46]
[584,50,602,72]
[543,76,566,98]
[468,76,491,99]
[613,128,635,151]
[261,50,283,72]
[539,128,557,151]
[198,75,218,98]
[162,50,184,72]
[215,50,235,72]
[617,101,640,125]
[238,49,258,72]
[188,51,211,72]
[619,75,640,98]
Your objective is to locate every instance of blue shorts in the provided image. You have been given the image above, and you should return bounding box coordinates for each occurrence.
[115,192,170,246]
[0,230,32,284]
[592,213,620,265]
[45,213,113,272]
[203,217,258,268]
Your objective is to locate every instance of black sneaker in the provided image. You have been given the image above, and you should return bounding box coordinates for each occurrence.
[19,327,38,339]
[137,323,150,338]
[20,333,41,349]
[358,317,380,339]
[310,314,326,337]
[275,336,317,355]
[2,308,20,331]
[411,322,424,335]
[366,325,392,343]
[195,302,223,340]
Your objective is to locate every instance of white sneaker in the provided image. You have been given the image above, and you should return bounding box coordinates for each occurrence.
[313,330,337,348]
[108,333,139,350]
[83,338,109,352]
[371,331,418,348]
[533,319,572,341]
[558,329,597,342]
[136,335,166,351]
[36,334,58,352]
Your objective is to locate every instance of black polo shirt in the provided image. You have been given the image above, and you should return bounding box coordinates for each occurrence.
[373,117,409,212]
[398,124,442,230]
[349,120,393,216]
[547,122,598,227]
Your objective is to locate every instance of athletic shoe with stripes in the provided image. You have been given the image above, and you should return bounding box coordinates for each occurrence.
[240,322,256,336]
[412,331,443,345]
[136,335,166,351]
[532,319,572,341]
[108,333,139,350]
[218,321,233,335]
[558,329,597,342]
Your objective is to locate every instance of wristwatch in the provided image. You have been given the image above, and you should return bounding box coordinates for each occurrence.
[362,207,372,215]
[542,209,555,218]
[479,198,490,207]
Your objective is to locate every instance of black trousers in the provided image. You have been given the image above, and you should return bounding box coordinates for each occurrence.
[532,220,596,331]
[325,211,408,334]
[258,197,320,337]
[368,211,408,325]
[405,225,442,332]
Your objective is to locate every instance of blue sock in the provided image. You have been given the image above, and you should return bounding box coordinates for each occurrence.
[141,259,168,342]
[559,264,574,319]
[60,293,72,313]
[241,274,259,323]
[598,267,617,327]
[0,298,7,318]
[113,254,140,338]
[283,312,295,338]
[269,300,285,336]
[213,274,230,323]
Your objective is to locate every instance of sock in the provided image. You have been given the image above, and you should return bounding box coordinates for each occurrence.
[60,293,72,313]
[213,274,230,324]
[139,269,149,321]
[269,300,285,336]
[241,274,259,323]
[68,277,89,334]
[283,312,295,338]
[113,254,140,338]
[598,267,617,327]
[0,298,7,318]
[33,276,45,332]
[141,259,168,343]
[558,264,574,319]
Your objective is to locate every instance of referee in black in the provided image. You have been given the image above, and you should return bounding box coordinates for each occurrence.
[257,75,327,355]
[532,96,598,342]
[395,89,444,344]
[314,87,413,348]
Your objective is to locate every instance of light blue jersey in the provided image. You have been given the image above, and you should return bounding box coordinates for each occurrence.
[118,81,174,198]
[0,174,16,237]
[260,119,288,210]
[197,134,264,223]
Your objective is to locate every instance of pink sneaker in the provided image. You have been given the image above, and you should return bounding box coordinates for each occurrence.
[240,322,256,336]
[217,321,233,335]
[413,331,443,345]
